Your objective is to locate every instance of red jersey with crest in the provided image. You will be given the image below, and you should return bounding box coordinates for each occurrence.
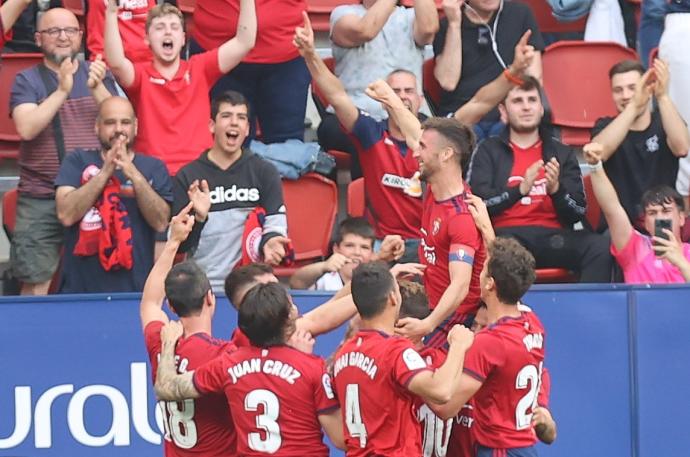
[419,186,486,316]
[462,311,546,449]
[144,321,237,456]
[193,345,338,456]
[333,330,432,456]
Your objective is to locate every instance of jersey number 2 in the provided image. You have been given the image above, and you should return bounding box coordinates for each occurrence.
[245,389,282,453]
[515,364,542,430]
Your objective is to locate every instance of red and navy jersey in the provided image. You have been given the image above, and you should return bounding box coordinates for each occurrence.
[144,321,237,457]
[193,345,338,456]
[348,111,423,240]
[332,330,432,456]
[419,186,486,313]
[416,347,454,457]
[463,311,546,449]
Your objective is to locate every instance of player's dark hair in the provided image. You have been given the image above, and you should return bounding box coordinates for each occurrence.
[641,185,685,212]
[487,238,536,305]
[333,217,375,247]
[165,261,212,317]
[351,261,395,318]
[421,117,475,173]
[609,59,645,80]
[211,91,250,120]
[398,280,430,320]
[239,283,294,347]
[224,263,274,309]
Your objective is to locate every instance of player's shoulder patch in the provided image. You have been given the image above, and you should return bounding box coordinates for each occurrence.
[322,373,335,399]
[402,348,427,371]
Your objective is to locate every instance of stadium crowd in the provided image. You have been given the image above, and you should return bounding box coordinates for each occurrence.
[0,0,689,454]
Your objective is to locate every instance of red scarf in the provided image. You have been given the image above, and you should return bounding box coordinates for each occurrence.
[238,207,294,268]
[73,169,133,271]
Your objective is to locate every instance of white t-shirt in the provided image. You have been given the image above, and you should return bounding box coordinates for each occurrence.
[311,271,345,291]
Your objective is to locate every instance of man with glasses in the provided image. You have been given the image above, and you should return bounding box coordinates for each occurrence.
[10,7,116,295]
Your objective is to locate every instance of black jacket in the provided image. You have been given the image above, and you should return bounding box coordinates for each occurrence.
[467,128,586,227]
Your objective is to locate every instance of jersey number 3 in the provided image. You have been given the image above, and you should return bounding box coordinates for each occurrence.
[245,389,282,453]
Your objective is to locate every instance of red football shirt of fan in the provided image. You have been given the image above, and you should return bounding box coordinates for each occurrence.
[462,311,546,449]
[492,141,561,229]
[144,321,237,456]
[332,329,432,456]
[193,345,338,456]
[419,186,486,313]
[192,0,304,63]
[87,0,154,64]
[125,49,223,175]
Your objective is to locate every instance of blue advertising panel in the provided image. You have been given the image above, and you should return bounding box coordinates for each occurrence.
[0,285,688,456]
[634,285,690,457]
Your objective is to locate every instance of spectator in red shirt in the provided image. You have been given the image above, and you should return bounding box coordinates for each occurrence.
[468,76,613,282]
[104,0,256,175]
[189,0,310,144]
[87,0,155,63]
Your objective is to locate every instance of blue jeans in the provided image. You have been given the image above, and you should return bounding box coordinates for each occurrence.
[189,39,311,143]
[638,0,668,67]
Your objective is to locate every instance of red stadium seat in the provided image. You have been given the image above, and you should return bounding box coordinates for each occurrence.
[422,58,443,115]
[307,0,350,32]
[0,53,43,159]
[274,173,338,277]
[347,177,365,217]
[2,188,17,240]
[542,41,638,145]
[515,0,588,34]
[535,267,577,283]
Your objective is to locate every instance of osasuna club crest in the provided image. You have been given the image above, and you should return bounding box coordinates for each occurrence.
[432,218,442,235]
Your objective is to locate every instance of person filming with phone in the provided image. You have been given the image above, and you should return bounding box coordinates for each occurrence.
[584,142,690,283]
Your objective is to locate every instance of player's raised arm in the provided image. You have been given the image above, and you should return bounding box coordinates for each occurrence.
[154,321,201,401]
[319,409,346,449]
[406,324,474,418]
[140,203,194,330]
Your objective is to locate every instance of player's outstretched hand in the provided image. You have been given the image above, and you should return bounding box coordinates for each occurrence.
[288,329,316,354]
[447,324,474,351]
[160,320,184,345]
[395,316,431,340]
[293,11,315,56]
[532,406,557,444]
[389,262,426,279]
[377,234,405,262]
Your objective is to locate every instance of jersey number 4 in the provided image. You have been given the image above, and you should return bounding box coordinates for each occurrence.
[345,384,368,448]
[515,363,543,430]
[245,389,282,453]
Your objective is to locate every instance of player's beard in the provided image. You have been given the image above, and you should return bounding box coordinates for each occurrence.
[100,133,133,150]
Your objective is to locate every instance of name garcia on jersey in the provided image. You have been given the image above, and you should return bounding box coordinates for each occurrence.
[227,358,301,385]
[333,352,379,380]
